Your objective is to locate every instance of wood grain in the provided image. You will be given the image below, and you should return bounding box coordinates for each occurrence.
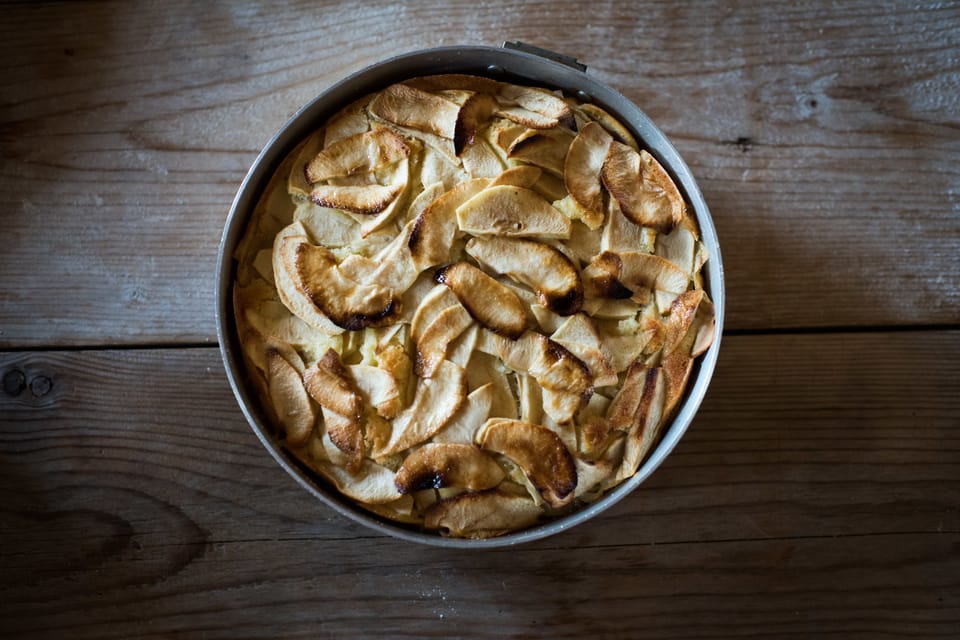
[1,1,958,347]
[2,332,957,638]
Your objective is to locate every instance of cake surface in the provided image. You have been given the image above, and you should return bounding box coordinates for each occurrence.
[233,74,715,538]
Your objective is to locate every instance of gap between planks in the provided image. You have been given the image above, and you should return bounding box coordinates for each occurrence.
[1,324,957,354]
[200,528,959,551]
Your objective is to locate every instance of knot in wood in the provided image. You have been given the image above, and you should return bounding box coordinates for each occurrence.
[3,369,26,397]
[29,374,53,397]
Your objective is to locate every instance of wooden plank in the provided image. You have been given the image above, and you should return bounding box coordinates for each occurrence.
[2,535,957,639]
[1,332,957,637]
[1,1,958,347]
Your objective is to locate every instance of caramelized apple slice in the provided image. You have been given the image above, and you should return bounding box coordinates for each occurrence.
[485,119,527,156]
[476,418,578,508]
[271,223,344,334]
[287,237,398,330]
[484,330,593,424]
[410,284,460,342]
[661,350,694,419]
[303,349,364,472]
[601,142,684,233]
[604,360,671,483]
[465,236,583,315]
[435,261,528,339]
[691,298,717,358]
[347,364,402,420]
[309,182,403,216]
[409,178,490,270]
[550,314,618,387]
[455,92,499,153]
[305,128,410,183]
[655,218,699,276]
[496,83,575,130]
[662,289,705,356]
[584,250,689,300]
[240,296,342,362]
[580,103,638,149]
[394,443,506,493]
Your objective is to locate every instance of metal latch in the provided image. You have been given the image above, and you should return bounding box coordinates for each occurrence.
[501,41,587,72]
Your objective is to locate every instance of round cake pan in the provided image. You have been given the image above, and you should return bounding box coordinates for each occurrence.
[216,43,725,548]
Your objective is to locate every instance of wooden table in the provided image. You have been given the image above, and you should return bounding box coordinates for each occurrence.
[2,1,958,637]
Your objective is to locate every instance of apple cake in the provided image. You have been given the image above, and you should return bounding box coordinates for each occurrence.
[232,74,715,538]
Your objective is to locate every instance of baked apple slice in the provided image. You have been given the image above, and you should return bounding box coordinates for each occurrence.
[507,127,575,176]
[563,121,613,229]
[415,303,473,378]
[476,418,578,508]
[424,489,541,538]
[394,443,506,493]
[455,185,571,239]
[266,348,315,447]
[465,236,583,315]
[601,141,684,233]
[305,128,410,183]
[303,349,364,472]
[368,83,461,139]
[376,361,467,456]
[435,261,528,339]
[286,237,399,330]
